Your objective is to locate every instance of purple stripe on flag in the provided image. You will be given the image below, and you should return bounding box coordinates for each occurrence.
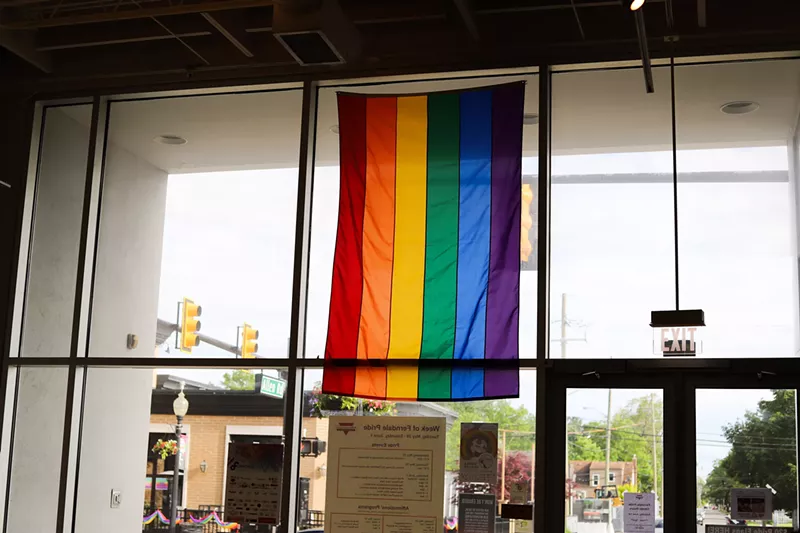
[485,82,524,398]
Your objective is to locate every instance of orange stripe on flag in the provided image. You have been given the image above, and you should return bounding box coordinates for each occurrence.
[354,97,397,398]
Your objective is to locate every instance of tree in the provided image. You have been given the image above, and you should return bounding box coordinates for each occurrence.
[221,369,255,390]
[696,476,707,507]
[568,417,604,461]
[444,400,536,470]
[705,390,797,511]
[704,457,737,509]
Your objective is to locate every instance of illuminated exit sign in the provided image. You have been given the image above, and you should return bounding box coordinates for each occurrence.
[657,327,701,356]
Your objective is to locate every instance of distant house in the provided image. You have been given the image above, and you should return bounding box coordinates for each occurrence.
[568,460,638,499]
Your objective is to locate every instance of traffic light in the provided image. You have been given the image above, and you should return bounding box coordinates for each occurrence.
[300,438,327,457]
[241,323,259,359]
[521,183,534,262]
[179,297,202,353]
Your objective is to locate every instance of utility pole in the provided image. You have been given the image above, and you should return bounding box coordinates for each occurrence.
[605,389,613,484]
[605,388,613,526]
[501,430,507,502]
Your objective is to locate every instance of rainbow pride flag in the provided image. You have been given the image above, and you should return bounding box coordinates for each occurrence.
[323,82,524,401]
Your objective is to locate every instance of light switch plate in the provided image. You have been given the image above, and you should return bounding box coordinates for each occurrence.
[110,489,122,508]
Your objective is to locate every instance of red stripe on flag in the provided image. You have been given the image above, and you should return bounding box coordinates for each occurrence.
[322,93,367,395]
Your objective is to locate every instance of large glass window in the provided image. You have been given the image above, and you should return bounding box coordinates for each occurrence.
[71,367,287,532]
[302,368,538,531]
[675,60,800,358]
[306,73,540,360]
[90,89,303,359]
[6,56,800,533]
[550,67,675,359]
[696,388,797,528]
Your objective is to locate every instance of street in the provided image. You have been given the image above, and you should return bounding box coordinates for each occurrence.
[699,509,728,533]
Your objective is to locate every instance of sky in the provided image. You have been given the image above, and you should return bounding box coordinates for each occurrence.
[154,144,796,484]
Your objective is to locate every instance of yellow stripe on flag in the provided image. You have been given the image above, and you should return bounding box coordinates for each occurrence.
[386,95,427,396]
[386,366,421,400]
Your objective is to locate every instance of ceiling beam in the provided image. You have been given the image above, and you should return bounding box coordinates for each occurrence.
[201,12,253,57]
[697,0,706,28]
[0,0,274,29]
[0,29,51,71]
[451,0,479,41]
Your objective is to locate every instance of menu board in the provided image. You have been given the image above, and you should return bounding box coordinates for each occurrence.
[325,417,446,533]
[224,443,283,525]
[459,423,498,484]
[458,494,496,533]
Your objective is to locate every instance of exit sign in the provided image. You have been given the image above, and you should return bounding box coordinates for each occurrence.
[258,375,286,399]
[658,327,701,356]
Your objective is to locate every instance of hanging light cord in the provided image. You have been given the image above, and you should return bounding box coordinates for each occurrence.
[669,42,680,311]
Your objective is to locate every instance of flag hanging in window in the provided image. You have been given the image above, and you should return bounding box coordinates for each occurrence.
[322,82,525,401]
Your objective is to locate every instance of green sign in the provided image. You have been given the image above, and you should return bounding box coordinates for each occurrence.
[259,375,286,399]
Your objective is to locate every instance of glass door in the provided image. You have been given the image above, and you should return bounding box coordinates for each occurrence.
[566,387,665,533]
[694,387,798,531]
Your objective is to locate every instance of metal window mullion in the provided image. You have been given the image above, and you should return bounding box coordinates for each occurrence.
[536,65,551,362]
[533,64,553,533]
[55,95,108,533]
[280,79,318,533]
[667,375,696,533]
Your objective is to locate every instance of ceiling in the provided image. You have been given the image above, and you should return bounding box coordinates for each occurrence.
[3,0,800,95]
[58,58,799,174]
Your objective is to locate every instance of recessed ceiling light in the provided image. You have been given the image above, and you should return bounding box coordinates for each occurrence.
[154,134,188,145]
[720,101,759,115]
[630,0,645,10]
[523,113,539,125]
[330,125,340,134]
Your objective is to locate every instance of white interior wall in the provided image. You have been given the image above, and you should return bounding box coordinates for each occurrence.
[21,106,90,359]
[6,107,90,533]
[75,136,169,533]
[4,106,168,533]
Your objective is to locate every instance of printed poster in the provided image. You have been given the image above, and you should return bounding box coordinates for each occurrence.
[623,492,655,533]
[458,494,496,533]
[731,488,772,521]
[325,416,446,533]
[224,442,283,525]
[460,423,499,484]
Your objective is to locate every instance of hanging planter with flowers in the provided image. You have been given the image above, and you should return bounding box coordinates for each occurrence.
[152,439,178,460]
[308,382,396,418]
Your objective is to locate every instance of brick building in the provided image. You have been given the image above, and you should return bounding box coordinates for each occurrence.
[146,375,330,517]
[147,374,457,519]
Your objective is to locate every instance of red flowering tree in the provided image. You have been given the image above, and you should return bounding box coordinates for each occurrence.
[453,451,533,502]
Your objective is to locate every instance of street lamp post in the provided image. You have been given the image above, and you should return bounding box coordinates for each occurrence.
[170,382,189,533]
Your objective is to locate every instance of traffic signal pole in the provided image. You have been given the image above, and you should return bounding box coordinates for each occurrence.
[196,331,241,356]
